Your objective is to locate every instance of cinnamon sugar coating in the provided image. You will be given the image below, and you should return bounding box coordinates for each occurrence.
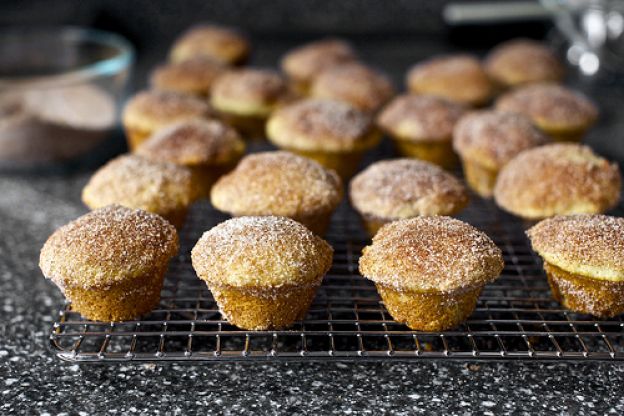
[136,119,245,167]
[494,144,621,219]
[359,216,503,292]
[310,62,395,112]
[266,98,380,152]
[191,216,333,288]
[485,39,564,87]
[211,151,343,218]
[453,110,548,170]
[169,24,250,65]
[150,57,226,96]
[349,159,468,219]
[40,205,178,289]
[528,215,624,281]
[377,95,466,143]
[406,54,494,106]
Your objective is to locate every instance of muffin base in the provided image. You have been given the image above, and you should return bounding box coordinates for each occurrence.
[461,158,499,198]
[283,147,364,179]
[359,212,393,238]
[64,266,167,321]
[292,210,334,236]
[376,283,482,331]
[124,126,154,151]
[189,162,238,199]
[540,125,587,143]
[208,282,321,330]
[544,262,624,318]
[219,112,267,140]
[393,139,458,170]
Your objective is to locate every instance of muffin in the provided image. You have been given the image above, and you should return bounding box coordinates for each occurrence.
[150,57,226,97]
[485,39,565,88]
[210,68,293,138]
[376,95,466,169]
[359,216,504,331]
[191,216,333,330]
[453,110,549,197]
[280,38,358,94]
[211,151,342,235]
[169,24,250,66]
[528,215,624,318]
[40,205,178,321]
[82,154,197,229]
[349,159,469,237]
[406,54,494,107]
[494,144,621,220]
[266,98,381,178]
[136,119,246,198]
[309,62,395,113]
[496,84,598,142]
[122,90,214,150]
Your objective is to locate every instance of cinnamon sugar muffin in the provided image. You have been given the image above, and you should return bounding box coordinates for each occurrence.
[211,151,343,235]
[349,159,469,237]
[82,154,197,229]
[266,98,381,178]
[528,215,624,317]
[359,216,504,331]
[191,216,333,330]
[150,57,226,97]
[309,62,395,113]
[280,38,358,94]
[406,54,494,107]
[494,144,621,220]
[136,119,245,198]
[377,95,466,169]
[122,90,214,150]
[169,24,250,66]
[485,39,564,88]
[496,84,598,142]
[40,205,179,321]
[210,68,293,138]
[453,110,549,197]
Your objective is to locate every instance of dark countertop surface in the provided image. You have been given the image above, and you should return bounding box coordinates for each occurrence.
[2,35,624,414]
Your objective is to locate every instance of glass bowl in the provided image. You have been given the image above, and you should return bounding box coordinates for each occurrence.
[0,26,134,166]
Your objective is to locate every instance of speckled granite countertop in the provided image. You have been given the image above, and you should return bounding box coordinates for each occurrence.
[3,36,624,414]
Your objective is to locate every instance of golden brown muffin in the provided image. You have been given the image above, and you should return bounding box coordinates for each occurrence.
[149,57,226,97]
[82,154,197,229]
[136,119,246,198]
[485,39,565,88]
[191,216,333,330]
[376,95,466,169]
[349,159,469,237]
[453,110,549,197]
[309,62,395,113]
[169,24,250,65]
[211,151,343,235]
[528,215,624,317]
[494,144,621,220]
[122,90,214,150]
[406,54,494,107]
[266,98,381,178]
[359,216,504,331]
[39,205,178,321]
[210,68,293,138]
[280,38,358,94]
[496,84,598,142]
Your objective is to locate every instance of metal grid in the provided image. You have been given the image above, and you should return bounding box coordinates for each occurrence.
[49,190,624,362]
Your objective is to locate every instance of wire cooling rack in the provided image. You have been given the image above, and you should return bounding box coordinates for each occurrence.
[49,189,624,362]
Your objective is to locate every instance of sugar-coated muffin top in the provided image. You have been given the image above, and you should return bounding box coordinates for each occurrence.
[191,216,333,288]
[494,144,621,219]
[169,24,250,65]
[211,151,343,218]
[359,216,504,292]
[40,205,178,289]
[150,57,226,96]
[82,154,196,214]
[349,159,468,219]
[267,98,380,152]
[528,214,624,281]
[136,119,245,167]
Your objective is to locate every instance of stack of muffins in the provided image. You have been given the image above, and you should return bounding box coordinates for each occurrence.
[39,25,624,331]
